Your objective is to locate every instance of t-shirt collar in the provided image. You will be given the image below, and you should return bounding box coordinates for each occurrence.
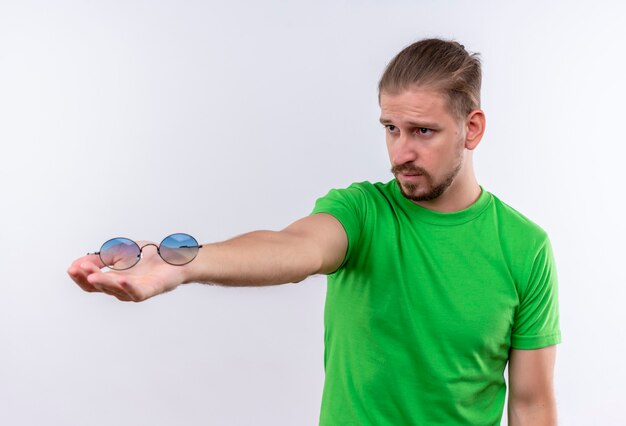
[391,179,492,225]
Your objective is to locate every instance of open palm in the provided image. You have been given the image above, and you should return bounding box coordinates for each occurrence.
[67,242,188,302]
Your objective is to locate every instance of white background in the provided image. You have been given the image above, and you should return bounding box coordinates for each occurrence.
[1,1,625,425]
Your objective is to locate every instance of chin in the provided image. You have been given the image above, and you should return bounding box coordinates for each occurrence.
[398,179,448,202]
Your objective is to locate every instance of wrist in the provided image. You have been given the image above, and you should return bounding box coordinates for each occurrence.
[180,244,208,284]
[181,259,198,284]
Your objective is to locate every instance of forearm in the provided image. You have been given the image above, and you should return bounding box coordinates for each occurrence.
[508,397,557,426]
[181,230,323,286]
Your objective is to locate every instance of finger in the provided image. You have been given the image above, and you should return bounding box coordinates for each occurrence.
[67,266,99,293]
[118,280,149,302]
[77,259,144,302]
[71,254,105,270]
[67,262,100,293]
[86,270,146,302]
[100,285,133,302]
[77,262,106,292]
[67,254,107,292]
[117,272,167,303]
[86,270,125,293]
[80,261,102,275]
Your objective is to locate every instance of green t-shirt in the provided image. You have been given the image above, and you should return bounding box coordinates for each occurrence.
[311,180,561,426]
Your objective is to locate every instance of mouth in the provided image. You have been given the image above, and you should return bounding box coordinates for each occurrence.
[399,172,423,181]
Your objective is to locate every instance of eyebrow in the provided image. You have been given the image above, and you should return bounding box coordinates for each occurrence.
[379,117,441,129]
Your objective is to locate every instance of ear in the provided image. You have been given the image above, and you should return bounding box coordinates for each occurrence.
[464,109,486,150]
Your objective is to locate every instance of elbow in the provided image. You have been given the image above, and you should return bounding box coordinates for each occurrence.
[508,394,557,426]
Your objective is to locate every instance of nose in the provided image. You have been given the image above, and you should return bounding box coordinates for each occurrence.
[389,133,419,166]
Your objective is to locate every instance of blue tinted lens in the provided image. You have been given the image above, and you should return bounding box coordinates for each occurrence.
[159,233,200,266]
[99,238,140,270]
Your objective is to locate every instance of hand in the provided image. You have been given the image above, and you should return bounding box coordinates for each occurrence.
[67,242,188,302]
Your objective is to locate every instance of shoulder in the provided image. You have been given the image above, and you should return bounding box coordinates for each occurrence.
[314,180,395,205]
[311,181,399,234]
[337,180,392,195]
[488,192,550,247]
[486,192,556,293]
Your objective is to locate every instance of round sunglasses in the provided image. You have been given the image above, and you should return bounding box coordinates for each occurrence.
[88,233,203,270]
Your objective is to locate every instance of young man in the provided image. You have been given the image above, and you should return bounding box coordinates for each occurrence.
[68,38,561,425]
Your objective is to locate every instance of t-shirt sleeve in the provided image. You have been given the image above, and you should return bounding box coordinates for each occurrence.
[310,185,366,272]
[511,235,562,349]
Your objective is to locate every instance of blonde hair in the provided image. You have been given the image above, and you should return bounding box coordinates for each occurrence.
[378,38,482,120]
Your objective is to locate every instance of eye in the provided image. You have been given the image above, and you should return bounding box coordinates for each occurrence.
[416,127,433,135]
[384,124,399,134]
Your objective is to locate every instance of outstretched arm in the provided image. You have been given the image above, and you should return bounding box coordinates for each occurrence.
[67,213,347,302]
[184,213,347,285]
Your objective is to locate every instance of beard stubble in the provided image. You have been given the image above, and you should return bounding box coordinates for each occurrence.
[391,145,464,202]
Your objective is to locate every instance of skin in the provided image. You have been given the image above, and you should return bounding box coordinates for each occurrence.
[380,86,484,212]
[508,346,558,426]
[67,85,557,425]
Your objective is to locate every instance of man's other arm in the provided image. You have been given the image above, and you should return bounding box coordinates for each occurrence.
[67,213,347,301]
[508,346,558,426]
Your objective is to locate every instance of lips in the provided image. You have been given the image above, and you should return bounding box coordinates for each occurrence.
[399,173,423,180]
[392,165,427,181]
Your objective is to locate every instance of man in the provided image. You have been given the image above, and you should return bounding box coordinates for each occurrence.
[68,38,560,425]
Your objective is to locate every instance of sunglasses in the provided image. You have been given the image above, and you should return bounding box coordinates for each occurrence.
[88,233,203,270]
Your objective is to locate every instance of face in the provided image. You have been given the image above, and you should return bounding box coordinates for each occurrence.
[380,87,466,202]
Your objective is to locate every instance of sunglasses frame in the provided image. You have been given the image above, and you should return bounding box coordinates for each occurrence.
[87,233,203,270]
